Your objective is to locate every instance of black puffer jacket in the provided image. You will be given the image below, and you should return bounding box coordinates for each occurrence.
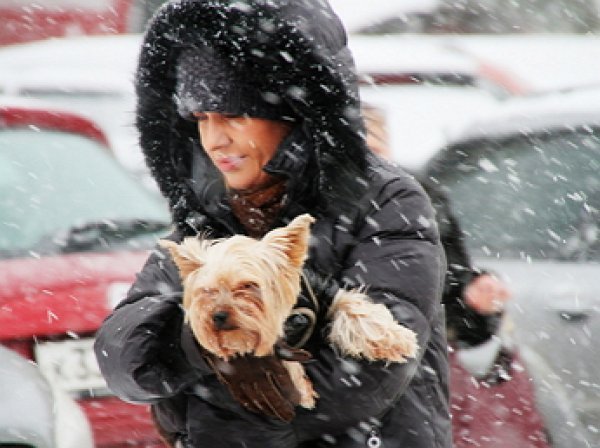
[94,1,452,447]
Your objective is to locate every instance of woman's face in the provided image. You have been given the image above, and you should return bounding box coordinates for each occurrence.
[194,112,292,190]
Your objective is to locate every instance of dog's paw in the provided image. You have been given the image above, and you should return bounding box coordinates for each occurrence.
[327,290,419,363]
[283,361,318,409]
[298,382,318,409]
[361,321,418,363]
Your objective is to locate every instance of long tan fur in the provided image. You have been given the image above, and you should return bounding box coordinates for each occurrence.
[160,213,418,410]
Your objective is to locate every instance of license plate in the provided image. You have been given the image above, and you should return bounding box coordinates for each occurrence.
[35,338,109,397]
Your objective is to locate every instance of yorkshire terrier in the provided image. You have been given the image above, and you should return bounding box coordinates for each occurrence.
[160,214,418,409]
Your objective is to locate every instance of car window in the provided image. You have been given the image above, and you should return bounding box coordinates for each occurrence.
[0,128,169,255]
[429,128,600,261]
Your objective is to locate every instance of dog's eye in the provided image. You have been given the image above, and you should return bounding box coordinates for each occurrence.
[237,282,258,291]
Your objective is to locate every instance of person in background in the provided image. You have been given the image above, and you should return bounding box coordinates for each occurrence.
[362,103,511,348]
[94,2,452,447]
[362,103,550,447]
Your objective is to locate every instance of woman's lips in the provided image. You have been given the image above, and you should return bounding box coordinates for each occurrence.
[215,156,244,171]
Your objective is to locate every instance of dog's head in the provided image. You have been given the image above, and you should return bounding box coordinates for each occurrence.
[160,213,314,359]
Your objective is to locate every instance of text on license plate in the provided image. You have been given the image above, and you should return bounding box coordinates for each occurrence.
[35,338,109,397]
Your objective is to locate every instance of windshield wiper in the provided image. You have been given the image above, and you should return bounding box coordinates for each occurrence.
[35,218,171,254]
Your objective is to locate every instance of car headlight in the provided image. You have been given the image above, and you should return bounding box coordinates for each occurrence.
[0,345,93,448]
[51,384,94,448]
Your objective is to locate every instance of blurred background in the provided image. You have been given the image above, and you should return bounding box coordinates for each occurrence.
[0,1,599,447]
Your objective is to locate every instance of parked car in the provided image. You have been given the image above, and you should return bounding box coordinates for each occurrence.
[0,344,94,448]
[438,34,600,95]
[330,0,600,35]
[0,34,151,188]
[359,82,501,171]
[350,35,525,97]
[328,0,439,35]
[0,32,513,181]
[0,99,171,447]
[422,86,600,448]
[0,0,164,46]
[350,34,516,171]
[330,1,600,95]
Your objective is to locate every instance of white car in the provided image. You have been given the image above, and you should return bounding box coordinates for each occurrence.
[0,345,94,448]
[329,0,600,95]
[328,0,440,34]
[359,83,500,171]
[350,35,509,170]
[438,34,600,94]
[423,85,600,447]
[330,0,600,35]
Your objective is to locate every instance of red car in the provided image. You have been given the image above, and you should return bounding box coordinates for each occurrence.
[0,100,170,447]
[0,0,130,46]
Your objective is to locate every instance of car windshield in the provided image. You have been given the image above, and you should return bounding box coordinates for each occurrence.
[0,128,169,257]
[429,128,600,262]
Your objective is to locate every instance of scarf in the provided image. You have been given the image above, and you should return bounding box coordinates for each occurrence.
[228,177,288,238]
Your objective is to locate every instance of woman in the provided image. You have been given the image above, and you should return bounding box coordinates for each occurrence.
[94,1,451,447]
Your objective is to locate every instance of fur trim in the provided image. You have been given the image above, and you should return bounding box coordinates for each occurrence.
[135,0,371,231]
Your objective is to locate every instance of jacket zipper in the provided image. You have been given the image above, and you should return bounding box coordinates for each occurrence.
[366,427,382,448]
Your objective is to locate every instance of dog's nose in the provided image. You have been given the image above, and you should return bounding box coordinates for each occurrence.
[212,311,230,328]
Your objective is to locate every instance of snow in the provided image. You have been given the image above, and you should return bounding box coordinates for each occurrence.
[438,34,600,93]
[351,33,600,97]
[349,34,480,76]
[360,84,499,171]
[331,0,600,95]
[329,0,439,33]
[3,31,600,176]
[0,35,144,178]
[446,85,600,144]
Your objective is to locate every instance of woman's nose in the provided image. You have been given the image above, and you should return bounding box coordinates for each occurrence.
[199,117,230,151]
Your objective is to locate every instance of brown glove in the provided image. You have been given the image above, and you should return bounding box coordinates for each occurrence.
[203,341,311,422]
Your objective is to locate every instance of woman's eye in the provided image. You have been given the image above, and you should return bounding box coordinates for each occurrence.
[225,114,249,126]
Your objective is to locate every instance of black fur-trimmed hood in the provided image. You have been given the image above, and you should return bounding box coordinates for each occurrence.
[135,0,372,232]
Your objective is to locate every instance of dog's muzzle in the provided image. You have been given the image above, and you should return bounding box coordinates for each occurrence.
[212,310,237,330]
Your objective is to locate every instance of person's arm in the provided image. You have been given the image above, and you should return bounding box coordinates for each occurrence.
[420,179,511,345]
[293,176,445,438]
[95,239,315,422]
[94,246,204,403]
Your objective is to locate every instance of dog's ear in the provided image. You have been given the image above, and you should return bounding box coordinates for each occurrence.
[262,214,315,268]
[159,239,204,279]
